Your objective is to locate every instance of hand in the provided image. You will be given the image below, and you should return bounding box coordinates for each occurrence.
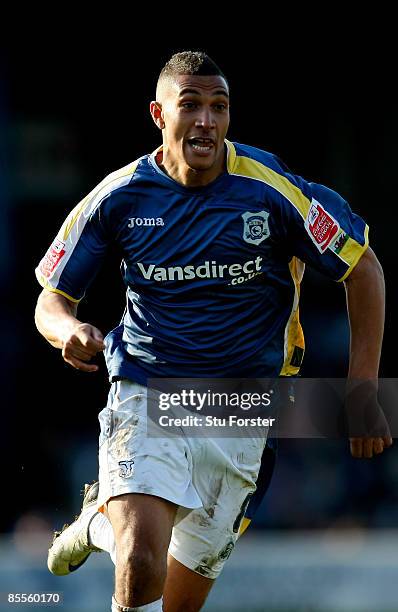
[346,380,393,458]
[61,323,105,372]
[349,436,393,458]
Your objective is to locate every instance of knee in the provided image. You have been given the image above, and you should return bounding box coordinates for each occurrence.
[117,545,167,587]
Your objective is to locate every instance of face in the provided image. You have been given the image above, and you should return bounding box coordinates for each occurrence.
[151,74,230,185]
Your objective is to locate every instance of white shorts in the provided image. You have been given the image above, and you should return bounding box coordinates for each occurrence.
[98,380,268,579]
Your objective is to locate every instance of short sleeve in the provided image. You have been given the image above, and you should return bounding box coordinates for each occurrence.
[35,193,111,302]
[283,180,369,282]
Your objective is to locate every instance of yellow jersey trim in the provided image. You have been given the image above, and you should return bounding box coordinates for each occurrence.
[61,159,141,241]
[35,274,81,303]
[280,257,305,376]
[225,139,237,173]
[229,150,312,220]
[337,225,369,282]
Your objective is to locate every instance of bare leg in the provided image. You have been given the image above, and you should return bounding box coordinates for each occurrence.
[107,493,177,608]
[163,554,215,612]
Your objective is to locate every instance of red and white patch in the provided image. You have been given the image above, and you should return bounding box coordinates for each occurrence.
[39,238,66,278]
[304,199,339,253]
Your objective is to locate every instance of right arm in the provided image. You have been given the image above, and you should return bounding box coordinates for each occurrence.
[34,178,115,371]
[35,289,105,372]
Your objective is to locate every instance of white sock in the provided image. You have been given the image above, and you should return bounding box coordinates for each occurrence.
[111,595,163,611]
[88,512,117,564]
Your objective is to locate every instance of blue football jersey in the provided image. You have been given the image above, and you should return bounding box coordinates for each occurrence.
[35,140,368,384]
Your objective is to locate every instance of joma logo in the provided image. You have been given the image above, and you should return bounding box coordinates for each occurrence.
[128,217,165,228]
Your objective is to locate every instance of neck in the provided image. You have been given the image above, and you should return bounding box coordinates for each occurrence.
[157,147,226,188]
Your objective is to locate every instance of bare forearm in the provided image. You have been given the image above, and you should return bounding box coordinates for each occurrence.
[35,290,81,349]
[35,289,105,371]
[344,247,385,380]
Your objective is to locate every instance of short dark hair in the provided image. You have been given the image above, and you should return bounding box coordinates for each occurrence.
[158,51,227,86]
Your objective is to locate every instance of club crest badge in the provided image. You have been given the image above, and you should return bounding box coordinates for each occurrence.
[242,211,270,245]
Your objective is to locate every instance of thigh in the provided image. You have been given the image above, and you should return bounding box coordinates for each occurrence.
[107,492,176,556]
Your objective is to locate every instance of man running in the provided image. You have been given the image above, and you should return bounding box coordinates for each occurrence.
[35,51,391,612]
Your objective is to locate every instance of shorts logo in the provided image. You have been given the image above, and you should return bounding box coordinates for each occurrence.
[242,211,270,245]
[39,238,66,278]
[118,460,135,478]
[304,199,339,253]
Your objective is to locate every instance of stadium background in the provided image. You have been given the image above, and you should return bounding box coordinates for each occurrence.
[1,36,397,611]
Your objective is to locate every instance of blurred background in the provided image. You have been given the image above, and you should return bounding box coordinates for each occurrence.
[1,33,398,611]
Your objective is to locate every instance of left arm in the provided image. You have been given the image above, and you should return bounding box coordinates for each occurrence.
[344,247,392,457]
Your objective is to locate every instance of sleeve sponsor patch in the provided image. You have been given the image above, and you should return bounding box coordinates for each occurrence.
[39,238,66,278]
[304,199,340,253]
